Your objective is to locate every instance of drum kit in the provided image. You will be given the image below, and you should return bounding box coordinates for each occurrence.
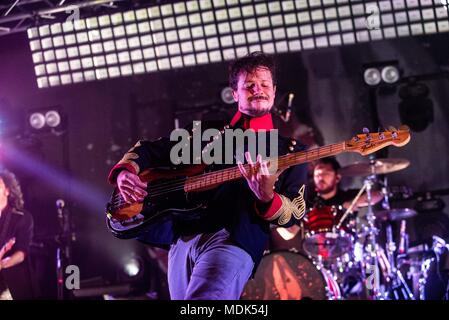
[242,158,449,300]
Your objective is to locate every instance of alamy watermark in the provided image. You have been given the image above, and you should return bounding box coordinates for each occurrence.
[65,264,80,290]
[169,121,279,173]
[366,4,380,30]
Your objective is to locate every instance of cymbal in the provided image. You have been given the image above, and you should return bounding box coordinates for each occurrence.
[375,208,417,221]
[339,158,410,177]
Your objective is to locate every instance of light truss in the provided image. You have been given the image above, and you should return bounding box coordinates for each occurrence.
[0,0,126,36]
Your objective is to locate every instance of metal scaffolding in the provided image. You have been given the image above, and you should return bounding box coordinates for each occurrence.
[0,0,129,37]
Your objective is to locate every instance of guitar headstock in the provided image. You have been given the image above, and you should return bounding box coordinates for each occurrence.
[345,125,411,156]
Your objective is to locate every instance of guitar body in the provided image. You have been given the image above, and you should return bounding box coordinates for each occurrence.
[106,164,210,240]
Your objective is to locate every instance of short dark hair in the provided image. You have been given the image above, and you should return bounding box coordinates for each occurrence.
[0,169,24,212]
[314,157,341,173]
[228,51,276,90]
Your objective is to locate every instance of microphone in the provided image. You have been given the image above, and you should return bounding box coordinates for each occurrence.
[284,93,294,122]
[56,199,65,209]
[398,220,407,254]
[56,199,65,220]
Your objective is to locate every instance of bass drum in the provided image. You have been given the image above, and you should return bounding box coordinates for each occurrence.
[241,251,341,300]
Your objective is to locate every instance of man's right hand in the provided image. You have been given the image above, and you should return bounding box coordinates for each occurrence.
[117,170,148,204]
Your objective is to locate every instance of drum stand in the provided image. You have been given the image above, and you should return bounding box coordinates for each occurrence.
[385,225,414,300]
[360,175,413,300]
[359,175,385,300]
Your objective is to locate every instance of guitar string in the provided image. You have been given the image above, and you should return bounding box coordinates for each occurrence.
[110,142,346,208]
[110,143,341,205]
[110,136,398,208]
[119,142,344,197]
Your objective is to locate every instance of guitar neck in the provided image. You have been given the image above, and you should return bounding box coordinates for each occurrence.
[184,142,346,192]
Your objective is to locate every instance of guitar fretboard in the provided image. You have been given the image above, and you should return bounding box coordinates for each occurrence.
[184,142,345,192]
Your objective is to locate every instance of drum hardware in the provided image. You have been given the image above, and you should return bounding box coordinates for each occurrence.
[382,223,415,300]
[339,158,411,177]
[259,155,448,300]
[397,236,449,300]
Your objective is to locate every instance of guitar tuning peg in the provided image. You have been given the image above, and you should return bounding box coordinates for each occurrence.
[362,127,370,134]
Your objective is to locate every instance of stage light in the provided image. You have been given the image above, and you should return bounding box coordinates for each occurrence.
[259,16,270,28]
[363,61,401,86]
[62,36,76,48]
[216,9,228,21]
[35,64,46,76]
[168,43,180,55]
[166,30,178,42]
[32,52,44,63]
[58,61,69,72]
[53,36,64,47]
[229,7,241,19]
[381,65,400,84]
[108,66,120,77]
[116,39,128,50]
[39,25,50,37]
[286,27,299,38]
[170,56,183,68]
[112,26,125,38]
[44,49,56,61]
[123,10,136,23]
[45,110,61,128]
[123,257,142,277]
[173,2,186,14]
[91,43,103,54]
[244,18,257,30]
[198,0,211,10]
[79,44,91,56]
[118,52,130,63]
[191,26,204,38]
[364,68,382,86]
[209,50,221,62]
[26,0,449,88]
[106,53,118,64]
[46,63,57,74]
[41,37,53,49]
[206,37,219,49]
[29,112,46,129]
[398,82,434,132]
[93,56,106,67]
[29,40,41,51]
[242,5,254,17]
[204,24,217,36]
[27,27,39,39]
[126,24,138,36]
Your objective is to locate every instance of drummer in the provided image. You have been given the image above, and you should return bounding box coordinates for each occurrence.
[308,157,382,211]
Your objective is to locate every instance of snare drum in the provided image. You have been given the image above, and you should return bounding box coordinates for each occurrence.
[241,251,341,300]
[302,205,354,260]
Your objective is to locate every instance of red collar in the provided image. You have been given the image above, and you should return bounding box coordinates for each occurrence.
[229,111,274,131]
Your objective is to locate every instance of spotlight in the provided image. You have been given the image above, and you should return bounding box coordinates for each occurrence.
[29,112,46,129]
[364,68,381,86]
[45,110,61,128]
[220,87,235,104]
[124,258,141,277]
[398,82,434,132]
[27,108,65,134]
[381,66,400,84]
[362,61,401,86]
